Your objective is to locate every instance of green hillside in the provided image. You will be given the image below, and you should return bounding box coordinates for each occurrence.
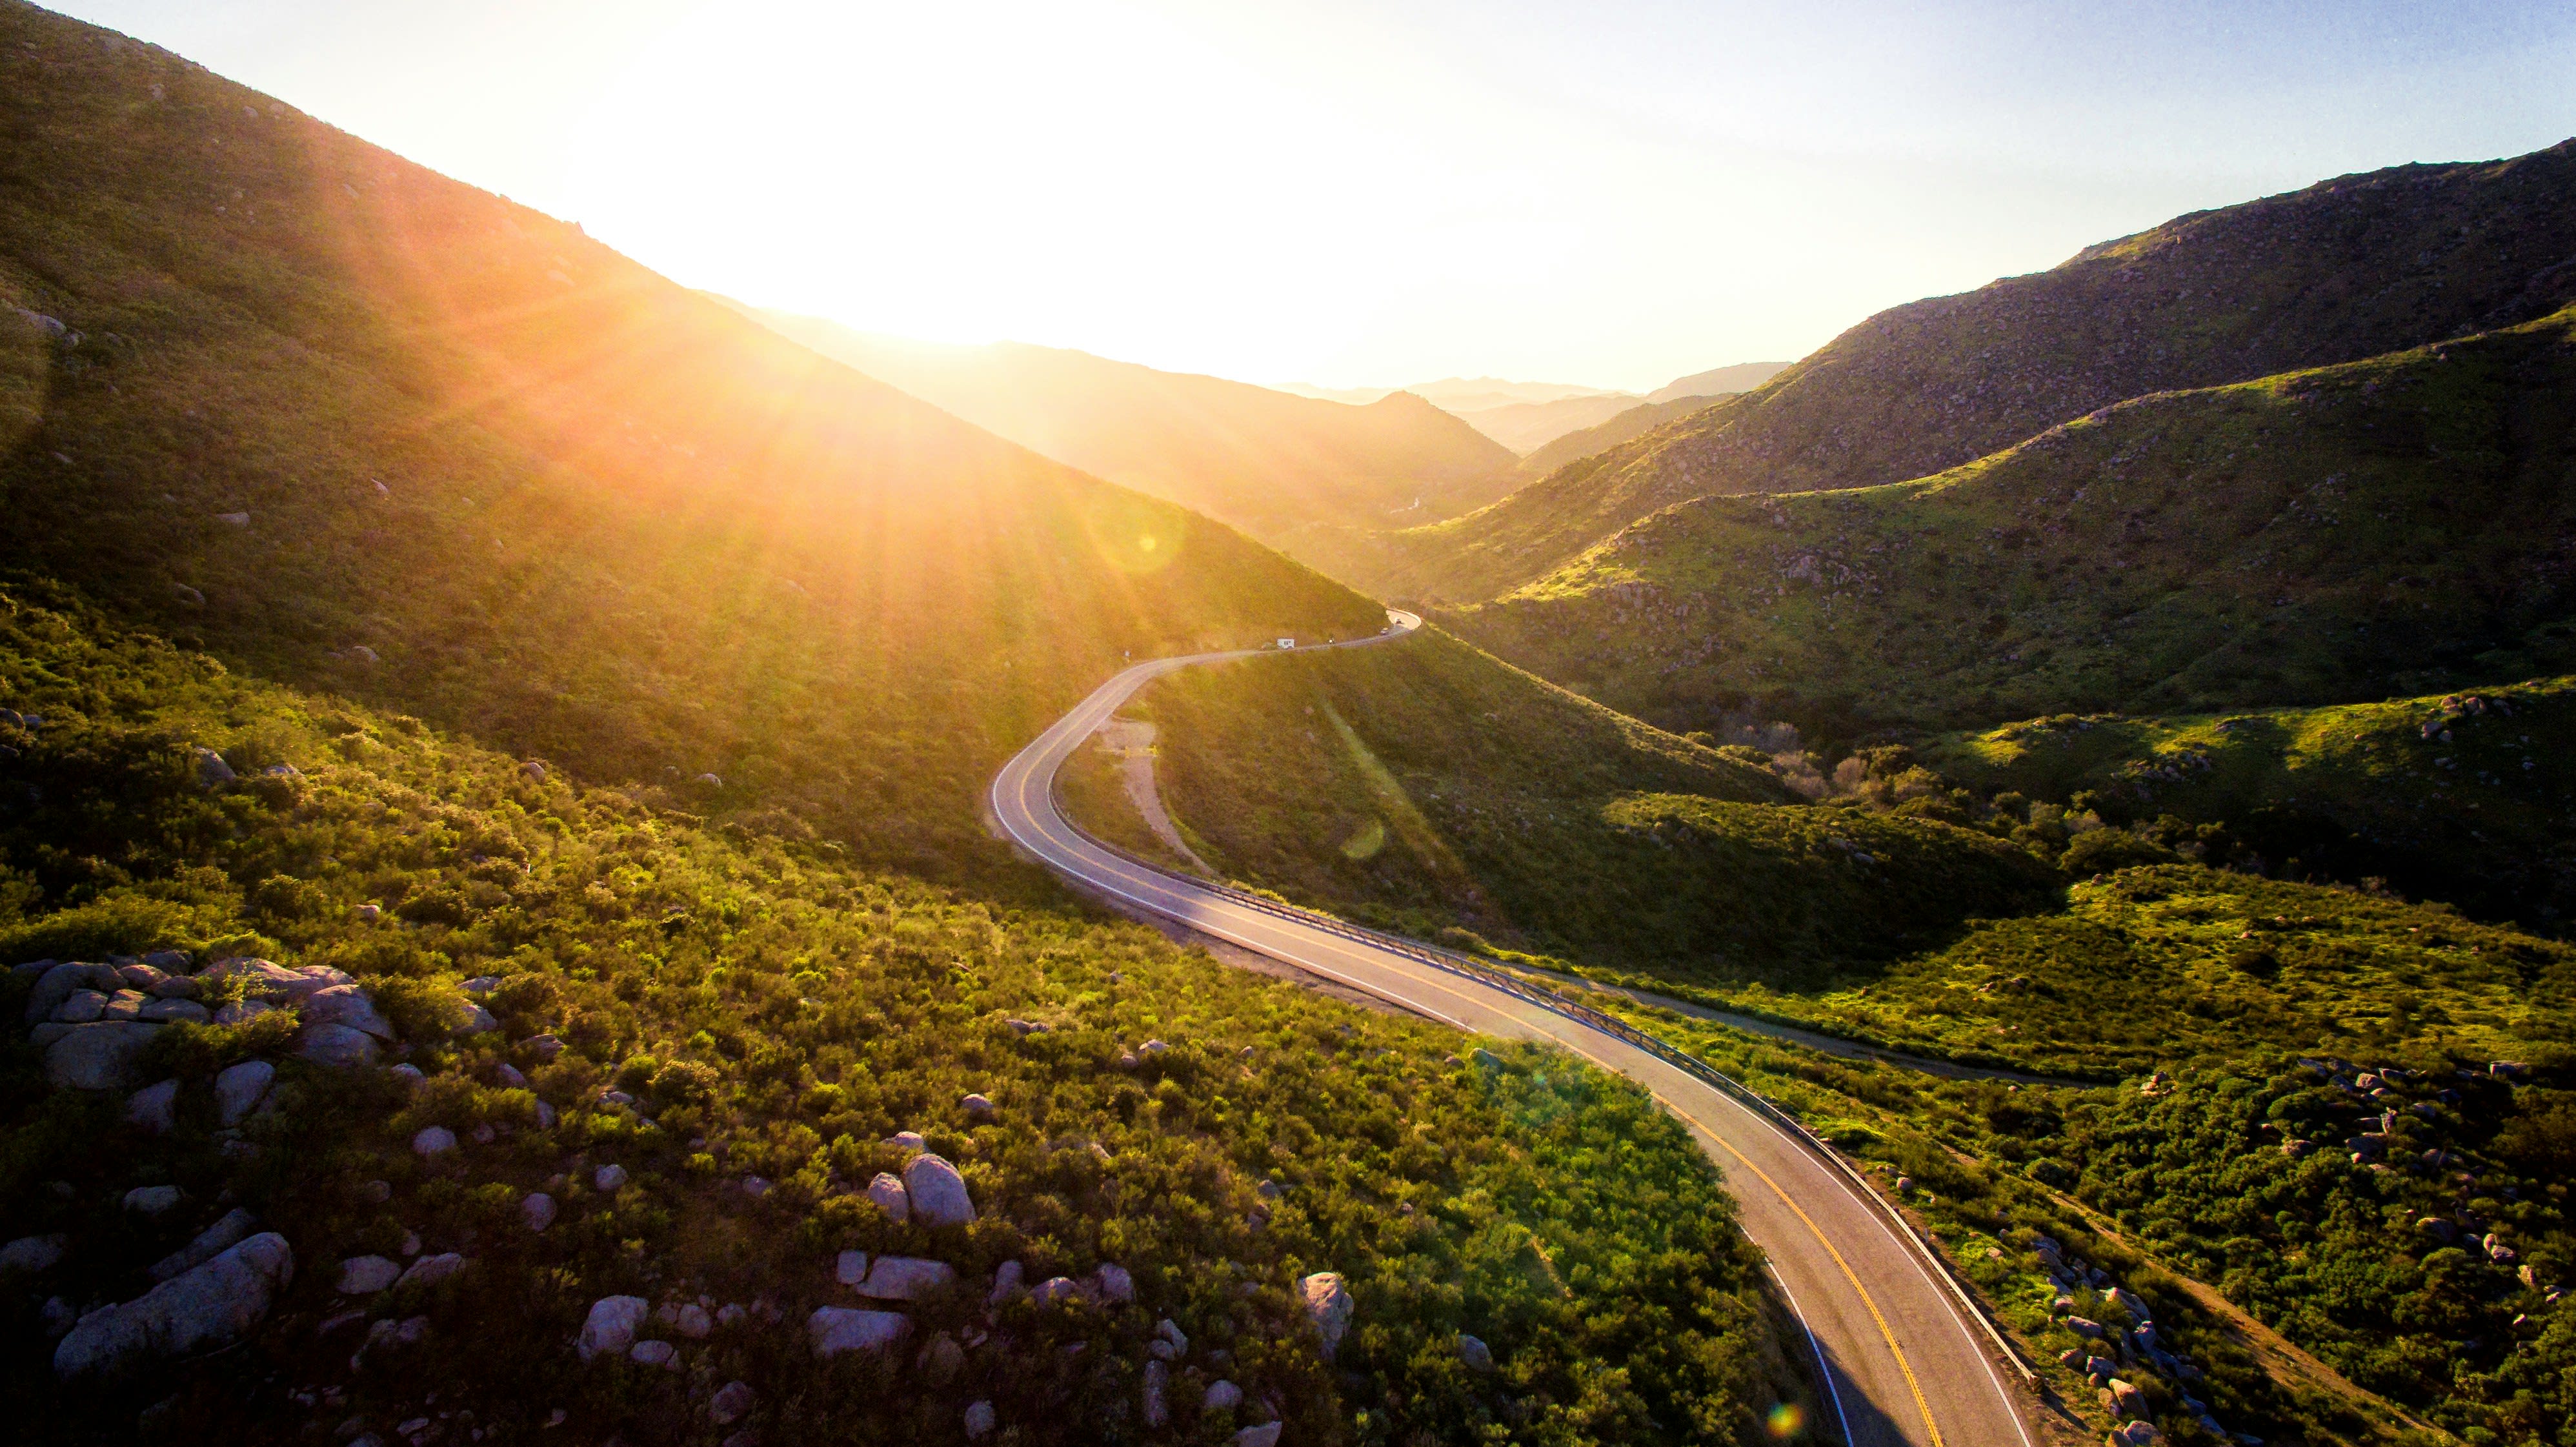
[1922,678,2576,929]
[0,585,1796,1445]
[743,313,1523,582]
[1448,302,2576,757]
[1376,139,2576,603]
[1515,394,1727,479]
[0,1,1381,883]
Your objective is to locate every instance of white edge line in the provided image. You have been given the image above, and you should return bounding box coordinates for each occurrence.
[1767,1261,1853,1446]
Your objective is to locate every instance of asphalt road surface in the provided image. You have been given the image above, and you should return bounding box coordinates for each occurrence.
[989,614,2035,1447]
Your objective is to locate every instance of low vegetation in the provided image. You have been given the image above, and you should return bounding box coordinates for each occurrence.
[0,587,1802,1445]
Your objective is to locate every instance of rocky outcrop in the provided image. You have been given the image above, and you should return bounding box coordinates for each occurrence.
[1302,1271,1353,1359]
[44,1021,161,1089]
[298,1022,379,1067]
[53,1232,294,1377]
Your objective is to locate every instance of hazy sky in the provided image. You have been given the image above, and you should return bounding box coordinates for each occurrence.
[55,0,2576,392]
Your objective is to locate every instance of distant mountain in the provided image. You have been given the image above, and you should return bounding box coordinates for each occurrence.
[1644,362,1790,404]
[1399,376,1627,410]
[1441,392,1641,454]
[0,8,1382,875]
[747,318,1522,572]
[1377,141,2576,604]
[1516,394,1728,476]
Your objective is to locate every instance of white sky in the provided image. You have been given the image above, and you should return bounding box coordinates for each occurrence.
[52,0,2576,392]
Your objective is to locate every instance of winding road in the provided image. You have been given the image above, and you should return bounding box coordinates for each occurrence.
[989,612,2036,1447]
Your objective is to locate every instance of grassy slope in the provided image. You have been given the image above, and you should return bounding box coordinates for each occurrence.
[1922,678,2576,929]
[746,311,1524,574]
[1378,140,2576,604]
[0,585,1798,1446]
[1451,303,2576,747]
[0,3,1383,882]
[1071,629,2062,982]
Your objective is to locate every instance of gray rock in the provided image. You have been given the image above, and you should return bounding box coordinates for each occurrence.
[139,998,210,1024]
[1457,1332,1494,1372]
[1030,1276,1081,1306]
[709,1380,754,1426]
[303,984,394,1040]
[117,964,168,991]
[578,1295,648,1361]
[124,1184,185,1217]
[148,975,201,1000]
[523,1192,557,1232]
[1143,1358,1169,1427]
[27,962,121,1024]
[902,1153,975,1228]
[1156,1317,1188,1355]
[856,1255,955,1302]
[1302,1271,1353,1359]
[1233,1425,1282,1447]
[987,1260,1024,1306]
[126,1079,181,1133]
[142,949,192,972]
[101,989,148,1021]
[1204,1379,1243,1411]
[961,1091,994,1118]
[525,1033,563,1060]
[389,1064,425,1088]
[836,1250,869,1286]
[151,1208,257,1282]
[885,1129,927,1153]
[1,1233,66,1276]
[52,1231,294,1377]
[337,1255,401,1293]
[193,747,237,787]
[808,1305,911,1356]
[963,1401,996,1439]
[493,1062,528,1089]
[454,1002,499,1035]
[629,1339,677,1367]
[396,1252,467,1290]
[353,904,381,922]
[868,1171,909,1222]
[54,989,109,1023]
[216,1060,275,1126]
[411,1126,457,1158]
[298,1022,380,1068]
[659,1300,712,1339]
[1093,1263,1134,1304]
[594,1164,628,1191]
[212,999,277,1026]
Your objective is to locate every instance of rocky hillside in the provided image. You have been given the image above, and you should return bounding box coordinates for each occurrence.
[1379,139,2576,603]
[1447,300,2576,756]
[1516,394,1730,478]
[0,1,1383,882]
[746,314,1523,580]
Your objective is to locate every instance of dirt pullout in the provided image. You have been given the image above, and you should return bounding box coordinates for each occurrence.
[1094,718,1216,875]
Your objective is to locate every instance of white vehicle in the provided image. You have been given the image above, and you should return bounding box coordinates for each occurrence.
[1276,637,1296,649]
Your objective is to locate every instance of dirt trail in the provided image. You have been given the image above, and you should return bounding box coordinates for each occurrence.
[1092,718,1215,875]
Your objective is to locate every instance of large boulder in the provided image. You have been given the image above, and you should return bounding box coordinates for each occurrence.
[25,962,121,1025]
[808,1305,911,1357]
[1457,1333,1495,1372]
[1,1233,66,1276]
[523,1193,557,1233]
[52,1232,293,1377]
[902,1153,975,1228]
[139,999,211,1024]
[45,1022,163,1091]
[302,985,394,1040]
[1234,1425,1282,1447]
[216,1060,275,1126]
[578,1296,649,1361]
[337,1255,402,1294]
[126,1079,180,1133]
[297,1022,379,1068]
[397,1253,468,1290]
[1302,1271,1354,1359]
[868,1172,909,1222]
[856,1256,955,1302]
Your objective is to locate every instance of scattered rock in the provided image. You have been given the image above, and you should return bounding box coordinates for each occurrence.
[660,1301,713,1339]
[299,1022,381,1068]
[988,1260,1025,1306]
[139,998,210,1024]
[1143,1359,1170,1427]
[1204,1379,1243,1411]
[808,1305,911,1357]
[397,1253,467,1290]
[885,1129,926,1153]
[354,904,382,923]
[1092,1263,1134,1304]
[629,1339,677,1367]
[411,1126,458,1158]
[2065,1315,2104,1338]
[1030,1276,1082,1307]
[390,1064,425,1088]
[709,1380,754,1425]
[525,1033,563,1060]
[304,984,396,1040]
[963,1401,996,1439]
[494,1062,529,1089]
[836,1250,870,1286]
[54,989,109,1023]
[902,1153,975,1228]
[1234,1424,1282,1447]
[594,1164,628,1191]
[193,748,238,787]
[1301,1271,1354,1359]
[52,1233,294,1377]
[740,1175,770,1198]
[961,1092,994,1119]
[126,1079,180,1133]
[43,1021,162,1090]
[216,512,250,527]
[856,1256,955,1302]
[1457,1332,1494,1372]
[577,1296,649,1361]
[1,1234,66,1276]
[338,1256,402,1294]
[151,1208,256,1282]
[521,761,548,784]
[124,1184,185,1217]
[523,1193,557,1232]
[868,1172,910,1222]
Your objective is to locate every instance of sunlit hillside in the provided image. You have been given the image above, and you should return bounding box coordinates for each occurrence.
[743,312,1522,581]
[1380,141,2576,603]
[0,5,1384,877]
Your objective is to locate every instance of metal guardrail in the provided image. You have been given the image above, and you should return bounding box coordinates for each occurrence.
[1040,789,2037,1382]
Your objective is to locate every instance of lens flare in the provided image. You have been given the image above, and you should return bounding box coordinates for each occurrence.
[1766,1401,1805,1439]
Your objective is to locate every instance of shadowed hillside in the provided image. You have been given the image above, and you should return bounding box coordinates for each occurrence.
[742,314,1522,578]
[0,3,1385,878]
[1382,141,2576,603]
